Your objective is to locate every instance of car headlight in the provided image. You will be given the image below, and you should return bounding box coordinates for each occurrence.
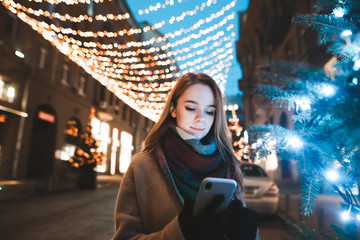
[264,182,279,197]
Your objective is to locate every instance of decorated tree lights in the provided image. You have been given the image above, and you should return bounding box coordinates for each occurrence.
[227,104,249,161]
[246,0,360,238]
[68,107,105,189]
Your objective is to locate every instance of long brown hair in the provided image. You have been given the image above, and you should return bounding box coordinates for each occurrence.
[143,73,243,189]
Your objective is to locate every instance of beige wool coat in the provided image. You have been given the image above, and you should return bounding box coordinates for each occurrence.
[113,147,253,240]
[113,149,185,240]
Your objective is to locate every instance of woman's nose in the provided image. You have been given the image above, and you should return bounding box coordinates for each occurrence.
[195,110,205,122]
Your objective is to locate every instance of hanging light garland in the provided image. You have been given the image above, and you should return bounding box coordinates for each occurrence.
[26,0,104,5]
[137,0,182,15]
[5,0,236,45]
[4,0,130,22]
[8,0,235,78]
[138,0,219,17]
[1,0,239,121]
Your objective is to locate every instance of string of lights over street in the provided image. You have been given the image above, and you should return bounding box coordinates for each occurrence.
[1,0,248,121]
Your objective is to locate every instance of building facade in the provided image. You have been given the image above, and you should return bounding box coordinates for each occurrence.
[0,0,154,192]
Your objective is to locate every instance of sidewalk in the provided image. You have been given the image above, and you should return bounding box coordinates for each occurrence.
[275,179,359,237]
[0,174,123,201]
[0,175,122,240]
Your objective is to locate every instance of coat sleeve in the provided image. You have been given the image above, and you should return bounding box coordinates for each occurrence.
[113,157,185,240]
[234,183,261,240]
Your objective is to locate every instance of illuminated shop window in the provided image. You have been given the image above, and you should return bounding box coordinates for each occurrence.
[0,76,16,103]
[61,118,81,161]
[119,131,133,173]
[60,143,76,161]
[92,119,110,173]
[91,118,101,136]
[110,128,120,175]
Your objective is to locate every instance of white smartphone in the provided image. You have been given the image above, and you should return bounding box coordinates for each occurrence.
[193,177,237,217]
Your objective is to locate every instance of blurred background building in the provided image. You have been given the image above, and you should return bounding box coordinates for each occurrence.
[0,0,156,193]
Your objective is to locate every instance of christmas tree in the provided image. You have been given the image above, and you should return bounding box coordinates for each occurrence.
[228,106,251,161]
[68,108,105,170]
[246,0,360,238]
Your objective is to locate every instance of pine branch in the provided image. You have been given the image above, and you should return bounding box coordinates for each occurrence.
[258,60,327,83]
[301,172,322,216]
[292,14,352,32]
[287,221,321,240]
[329,223,359,240]
[255,85,311,110]
[313,0,340,13]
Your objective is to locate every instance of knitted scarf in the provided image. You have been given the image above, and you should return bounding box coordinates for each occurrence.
[161,127,228,204]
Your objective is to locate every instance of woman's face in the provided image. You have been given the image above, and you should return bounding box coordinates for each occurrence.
[172,83,216,140]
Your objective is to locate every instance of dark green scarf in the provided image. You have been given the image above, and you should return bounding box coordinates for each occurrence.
[161,127,228,204]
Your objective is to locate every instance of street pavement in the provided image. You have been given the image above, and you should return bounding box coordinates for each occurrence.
[1,174,358,239]
[0,175,122,240]
[0,174,293,240]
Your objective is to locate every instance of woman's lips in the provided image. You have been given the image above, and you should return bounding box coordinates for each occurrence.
[190,127,204,131]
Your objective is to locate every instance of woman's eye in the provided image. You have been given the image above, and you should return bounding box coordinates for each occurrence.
[205,110,215,115]
[185,106,196,111]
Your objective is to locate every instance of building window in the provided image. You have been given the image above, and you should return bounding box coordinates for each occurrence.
[5,13,17,38]
[129,109,138,127]
[268,116,273,124]
[122,104,127,121]
[280,112,288,128]
[119,131,133,173]
[39,47,47,69]
[99,85,106,101]
[91,118,110,173]
[114,98,120,114]
[110,128,120,175]
[99,85,107,109]
[129,109,133,126]
[109,92,114,106]
[61,64,69,85]
[78,76,87,96]
[144,117,149,130]
[285,41,293,60]
[258,35,264,55]
[88,2,94,17]
[0,76,16,103]
[48,4,55,14]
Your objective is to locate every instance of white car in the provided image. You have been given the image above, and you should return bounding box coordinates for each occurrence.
[240,163,279,214]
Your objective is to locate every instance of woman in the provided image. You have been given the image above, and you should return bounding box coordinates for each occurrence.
[113,73,258,240]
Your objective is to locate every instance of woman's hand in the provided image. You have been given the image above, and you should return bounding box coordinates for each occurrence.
[178,194,232,240]
[226,199,258,240]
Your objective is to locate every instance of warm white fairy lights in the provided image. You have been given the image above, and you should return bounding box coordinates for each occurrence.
[1,0,239,120]
[44,12,235,80]
[138,0,218,16]
[27,0,104,4]
[4,0,129,23]
[29,7,235,52]
[180,46,234,70]
[7,0,236,40]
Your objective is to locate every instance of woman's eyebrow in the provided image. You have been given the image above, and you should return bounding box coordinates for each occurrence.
[184,100,215,108]
[184,100,198,104]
